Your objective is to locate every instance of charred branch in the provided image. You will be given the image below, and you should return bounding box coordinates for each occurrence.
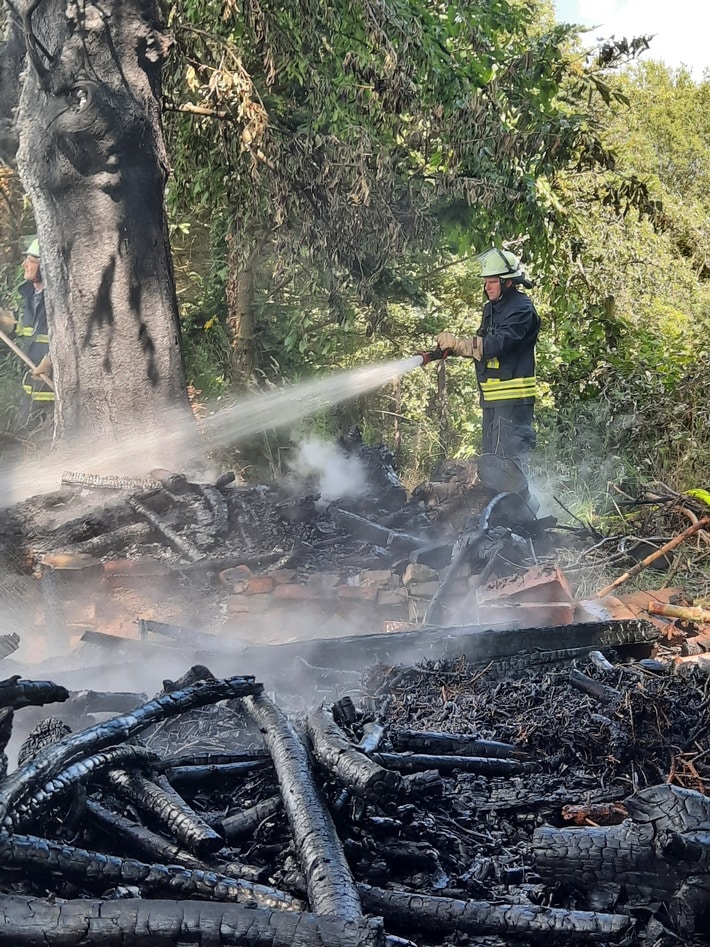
[391,729,527,759]
[220,794,283,845]
[371,752,534,776]
[0,832,302,911]
[127,496,205,562]
[0,676,69,711]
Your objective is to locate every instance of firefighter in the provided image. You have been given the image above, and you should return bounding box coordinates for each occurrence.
[437,247,540,472]
[0,238,54,425]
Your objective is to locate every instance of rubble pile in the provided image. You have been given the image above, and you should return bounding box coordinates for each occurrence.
[0,442,709,945]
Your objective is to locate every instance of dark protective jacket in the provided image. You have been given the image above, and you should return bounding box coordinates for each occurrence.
[474,286,540,406]
[17,280,54,404]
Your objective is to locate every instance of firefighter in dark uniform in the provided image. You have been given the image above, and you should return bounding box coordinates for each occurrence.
[437,247,540,471]
[0,239,54,425]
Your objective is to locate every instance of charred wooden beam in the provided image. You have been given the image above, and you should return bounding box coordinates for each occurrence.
[306,705,402,801]
[103,768,225,857]
[219,795,283,845]
[371,752,534,776]
[0,673,262,826]
[0,894,385,946]
[392,729,526,759]
[358,884,634,943]
[0,833,303,912]
[240,692,363,918]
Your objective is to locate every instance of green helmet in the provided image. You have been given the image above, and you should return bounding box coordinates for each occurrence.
[25,238,40,260]
[478,247,523,279]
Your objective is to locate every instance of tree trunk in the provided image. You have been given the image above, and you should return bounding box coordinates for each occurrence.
[226,239,260,386]
[0,1,193,447]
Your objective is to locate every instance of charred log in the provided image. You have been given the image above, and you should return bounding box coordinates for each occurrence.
[306,705,402,801]
[0,833,301,911]
[240,692,363,918]
[358,884,634,943]
[533,783,710,933]
[127,496,205,563]
[163,759,268,787]
[0,894,385,947]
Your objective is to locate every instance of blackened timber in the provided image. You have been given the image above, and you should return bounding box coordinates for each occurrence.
[104,768,225,856]
[358,884,634,943]
[306,705,402,800]
[371,752,533,776]
[0,833,303,912]
[237,619,659,678]
[240,692,363,919]
[0,894,385,947]
[0,676,69,710]
[0,673,262,826]
[220,795,283,844]
[392,729,527,759]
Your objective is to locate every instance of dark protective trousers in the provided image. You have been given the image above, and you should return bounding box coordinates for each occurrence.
[481,402,536,470]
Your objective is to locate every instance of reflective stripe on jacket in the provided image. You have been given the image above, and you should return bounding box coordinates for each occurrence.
[475,287,540,405]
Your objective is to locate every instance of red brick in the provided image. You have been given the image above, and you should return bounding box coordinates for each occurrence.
[336,584,379,602]
[273,583,322,601]
[245,575,276,595]
[477,564,574,605]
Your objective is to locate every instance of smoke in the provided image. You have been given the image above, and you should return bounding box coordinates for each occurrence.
[288,436,368,504]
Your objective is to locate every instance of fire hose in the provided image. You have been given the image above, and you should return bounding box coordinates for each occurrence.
[0,328,55,392]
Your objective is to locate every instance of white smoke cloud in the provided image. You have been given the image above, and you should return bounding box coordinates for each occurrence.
[289,436,369,504]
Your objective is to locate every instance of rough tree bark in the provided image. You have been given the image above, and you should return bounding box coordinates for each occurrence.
[0,0,193,446]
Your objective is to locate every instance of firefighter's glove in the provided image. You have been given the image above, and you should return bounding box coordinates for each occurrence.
[436,331,479,358]
[31,354,52,379]
[0,308,16,334]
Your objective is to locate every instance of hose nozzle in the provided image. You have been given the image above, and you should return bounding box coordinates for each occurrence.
[417,347,452,367]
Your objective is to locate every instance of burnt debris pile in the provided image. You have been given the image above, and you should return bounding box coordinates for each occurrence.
[0,660,707,946]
